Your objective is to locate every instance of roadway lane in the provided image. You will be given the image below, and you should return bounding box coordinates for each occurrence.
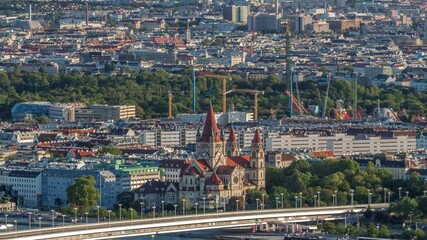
[0,204,389,240]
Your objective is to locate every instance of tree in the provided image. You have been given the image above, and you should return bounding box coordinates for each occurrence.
[378,225,390,238]
[389,197,418,218]
[177,196,192,211]
[226,196,244,211]
[66,175,100,213]
[116,191,134,209]
[99,147,122,155]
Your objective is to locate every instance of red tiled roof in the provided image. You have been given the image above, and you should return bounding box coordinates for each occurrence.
[195,159,212,172]
[207,173,222,185]
[226,156,250,167]
[200,104,221,142]
[216,165,236,175]
[184,166,200,176]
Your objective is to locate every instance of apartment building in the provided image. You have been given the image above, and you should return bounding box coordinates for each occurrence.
[327,134,416,156]
[0,170,42,207]
[265,133,346,151]
[41,169,121,209]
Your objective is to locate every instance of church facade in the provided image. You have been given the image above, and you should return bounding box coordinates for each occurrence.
[179,104,265,208]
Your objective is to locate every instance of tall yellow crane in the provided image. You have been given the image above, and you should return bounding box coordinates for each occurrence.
[199,73,264,120]
[198,73,230,112]
[225,88,264,121]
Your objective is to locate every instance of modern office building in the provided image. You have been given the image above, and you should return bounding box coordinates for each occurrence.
[11,102,51,122]
[223,5,250,23]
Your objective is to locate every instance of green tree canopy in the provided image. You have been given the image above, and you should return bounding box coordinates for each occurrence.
[66,175,100,213]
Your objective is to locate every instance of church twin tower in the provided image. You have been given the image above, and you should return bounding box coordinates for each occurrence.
[195,105,265,190]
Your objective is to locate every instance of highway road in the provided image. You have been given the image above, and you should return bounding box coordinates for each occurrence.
[0,203,389,240]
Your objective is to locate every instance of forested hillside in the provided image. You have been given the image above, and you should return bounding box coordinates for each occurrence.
[0,69,426,121]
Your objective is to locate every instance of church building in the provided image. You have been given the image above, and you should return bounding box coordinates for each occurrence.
[179,104,265,208]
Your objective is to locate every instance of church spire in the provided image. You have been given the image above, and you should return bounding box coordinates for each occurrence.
[200,104,221,142]
[252,128,261,143]
[228,127,237,142]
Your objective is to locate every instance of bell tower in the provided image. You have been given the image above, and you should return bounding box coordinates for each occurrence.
[249,129,265,189]
[196,104,225,168]
[226,127,239,157]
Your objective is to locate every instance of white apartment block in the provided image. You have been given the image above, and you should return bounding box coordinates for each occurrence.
[327,135,416,156]
[140,127,272,149]
[265,133,347,151]
[0,170,42,207]
[0,131,36,145]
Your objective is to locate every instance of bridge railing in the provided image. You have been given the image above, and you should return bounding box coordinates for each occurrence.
[0,203,389,239]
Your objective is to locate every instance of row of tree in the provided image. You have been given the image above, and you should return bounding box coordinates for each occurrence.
[1,69,427,120]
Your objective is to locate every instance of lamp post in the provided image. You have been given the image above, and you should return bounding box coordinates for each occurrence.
[108,210,111,226]
[140,201,144,219]
[314,195,317,207]
[38,217,41,230]
[398,187,402,198]
[275,197,279,209]
[262,194,265,210]
[130,208,133,220]
[223,199,226,212]
[161,200,165,218]
[51,210,55,227]
[28,212,32,230]
[295,196,298,208]
[368,192,372,205]
[74,208,78,224]
[174,204,177,217]
[62,215,66,228]
[118,204,122,221]
[203,197,206,214]
[256,198,259,210]
[334,190,338,206]
[368,189,371,204]
[236,200,239,211]
[281,193,284,208]
[388,191,391,203]
[317,191,321,207]
[299,192,302,208]
[195,203,199,214]
[182,199,186,215]
[96,206,100,223]
[152,204,156,219]
[332,194,336,206]
[5,214,8,232]
[14,220,17,232]
[406,191,409,198]
[85,212,88,224]
[384,189,387,203]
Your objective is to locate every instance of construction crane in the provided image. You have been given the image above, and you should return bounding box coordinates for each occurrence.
[198,72,230,113]
[168,90,174,119]
[225,89,264,121]
[284,90,309,116]
[323,73,331,119]
[167,90,185,119]
[198,73,264,120]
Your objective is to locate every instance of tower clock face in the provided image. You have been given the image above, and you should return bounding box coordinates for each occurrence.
[200,150,210,158]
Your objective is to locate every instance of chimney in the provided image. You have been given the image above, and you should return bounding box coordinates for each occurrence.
[86,2,89,26]
[29,5,32,21]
